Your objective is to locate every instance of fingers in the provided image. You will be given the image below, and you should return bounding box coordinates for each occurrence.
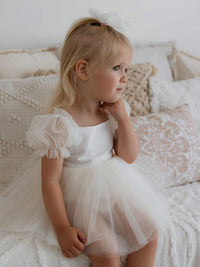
[100,102,113,107]
[100,103,112,111]
[77,229,87,244]
[62,249,73,258]
[70,246,82,256]
[59,227,87,258]
[75,240,85,251]
[99,99,122,107]
[100,98,128,122]
[62,246,83,258]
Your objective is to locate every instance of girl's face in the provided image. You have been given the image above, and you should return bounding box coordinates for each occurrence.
[87,46,132,103]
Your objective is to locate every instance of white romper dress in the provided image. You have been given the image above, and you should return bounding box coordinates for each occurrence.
[0,101,170,257]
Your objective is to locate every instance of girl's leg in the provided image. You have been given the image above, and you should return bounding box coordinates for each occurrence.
[110,203,158,267]
[125,232,158,267]
[88,254,120,267]
[85,213,120,267]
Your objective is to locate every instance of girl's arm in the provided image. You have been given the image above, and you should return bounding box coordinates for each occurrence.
[41,156,86,257]
[41,156,71,232]
[114,115,139,164]
[101,99,139,164]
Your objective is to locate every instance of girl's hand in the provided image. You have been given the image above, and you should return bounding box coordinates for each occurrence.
[100,98,129,123]
[56,226,87,258]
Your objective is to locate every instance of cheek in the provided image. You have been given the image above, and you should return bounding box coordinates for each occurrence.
[105,74,118,87]
[93,71,118,92]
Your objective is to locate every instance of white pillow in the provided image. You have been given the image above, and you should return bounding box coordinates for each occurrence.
[0,74,59,191]
[149,77,200,133]
[132,47,173,81]
[173,51,200,80]
[132,41,176,81]
[0,47,60,79]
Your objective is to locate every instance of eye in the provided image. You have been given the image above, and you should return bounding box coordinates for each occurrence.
[113,65,120,71]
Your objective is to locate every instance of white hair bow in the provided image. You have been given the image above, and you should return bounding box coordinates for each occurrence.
[88,8,130,34]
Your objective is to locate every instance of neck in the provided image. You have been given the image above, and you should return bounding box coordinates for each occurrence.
[76,82,100,115]
[75,96,100,115]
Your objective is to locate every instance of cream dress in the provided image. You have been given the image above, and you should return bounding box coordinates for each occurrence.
[0,101,170,257]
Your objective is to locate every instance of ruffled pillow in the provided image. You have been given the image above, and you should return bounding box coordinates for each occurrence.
[25,111,80,159]
[149,76,200,134]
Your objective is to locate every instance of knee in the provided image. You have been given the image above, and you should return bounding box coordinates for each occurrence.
[103,255,121,266]
[89,254,120,266]
[148,231,158,250]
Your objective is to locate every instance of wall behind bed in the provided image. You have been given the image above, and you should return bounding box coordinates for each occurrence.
[0,0,199,57]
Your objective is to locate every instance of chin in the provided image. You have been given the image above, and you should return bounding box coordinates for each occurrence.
[101,95,121,104]
[112,96,121,103]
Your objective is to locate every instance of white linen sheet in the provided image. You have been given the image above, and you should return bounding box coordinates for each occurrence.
[1,181,200,267]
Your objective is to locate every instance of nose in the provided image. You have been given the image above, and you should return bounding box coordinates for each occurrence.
[120,72,127,83]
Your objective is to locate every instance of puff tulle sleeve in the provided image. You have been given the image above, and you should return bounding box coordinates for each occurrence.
[25,112,80,159]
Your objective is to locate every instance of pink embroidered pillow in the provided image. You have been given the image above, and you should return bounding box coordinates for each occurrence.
[131,104,200,187]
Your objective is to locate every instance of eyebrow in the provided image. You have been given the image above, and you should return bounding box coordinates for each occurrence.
[118,63,130,68]
[115,62,129,66]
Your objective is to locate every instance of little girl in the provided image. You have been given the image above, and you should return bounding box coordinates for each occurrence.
[0,14,169,267]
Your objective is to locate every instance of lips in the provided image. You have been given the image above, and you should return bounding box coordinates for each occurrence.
[117,88,124,91]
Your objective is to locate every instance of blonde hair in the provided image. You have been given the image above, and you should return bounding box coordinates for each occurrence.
[44,17,132,114]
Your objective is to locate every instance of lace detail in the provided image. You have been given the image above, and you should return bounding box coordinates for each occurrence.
[155,182,200,267]
[132,104,200,187]
[34,239,48,267]
[0,234,31,266]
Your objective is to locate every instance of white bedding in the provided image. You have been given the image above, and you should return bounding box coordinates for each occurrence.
[1,182,200,267]
[155,182,200,267]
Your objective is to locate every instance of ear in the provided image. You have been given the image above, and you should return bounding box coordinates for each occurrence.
[75,60,89,81]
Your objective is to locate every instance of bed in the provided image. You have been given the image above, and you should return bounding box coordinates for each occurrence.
[0,40,200,267]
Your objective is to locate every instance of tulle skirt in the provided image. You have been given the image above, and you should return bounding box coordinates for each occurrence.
[0,155,170,257]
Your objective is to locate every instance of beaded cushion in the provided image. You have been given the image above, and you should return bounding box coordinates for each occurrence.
[0,74,59,190]
[32,69,59,77]
[122,62,157,116]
